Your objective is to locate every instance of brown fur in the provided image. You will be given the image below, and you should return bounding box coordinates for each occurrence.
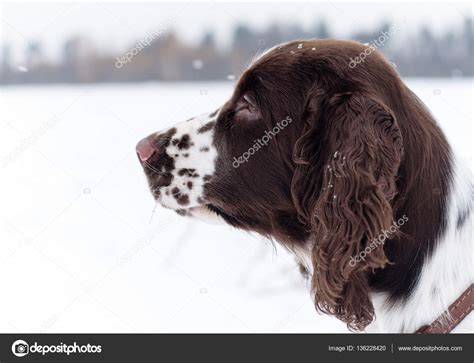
[142,39,453,330]
[209,40,451,330]
[291,90,405,330]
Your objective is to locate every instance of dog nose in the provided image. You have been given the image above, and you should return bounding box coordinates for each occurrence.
[136,138,155,162]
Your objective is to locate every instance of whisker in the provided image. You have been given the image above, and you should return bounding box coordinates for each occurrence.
[148,203,158,225]
[143,160,169,176]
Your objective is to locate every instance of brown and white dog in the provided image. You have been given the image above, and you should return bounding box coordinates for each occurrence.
[136,40,473,333]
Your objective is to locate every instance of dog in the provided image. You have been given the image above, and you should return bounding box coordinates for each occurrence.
[136,39,473,333]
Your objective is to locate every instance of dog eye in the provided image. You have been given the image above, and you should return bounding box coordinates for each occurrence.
[232,93,260,124]
[243,94,256,109]
[237,94,258,114]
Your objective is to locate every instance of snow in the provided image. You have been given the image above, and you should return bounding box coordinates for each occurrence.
[0,79,471,333]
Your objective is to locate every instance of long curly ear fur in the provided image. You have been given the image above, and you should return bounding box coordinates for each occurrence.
[292,91,403,331]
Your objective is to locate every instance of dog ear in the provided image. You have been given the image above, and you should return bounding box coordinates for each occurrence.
[291,91,403,331]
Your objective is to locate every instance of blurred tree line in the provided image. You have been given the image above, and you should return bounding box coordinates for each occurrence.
[1,18,473,84]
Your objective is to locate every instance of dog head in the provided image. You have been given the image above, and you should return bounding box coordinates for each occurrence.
[137,39,407,330]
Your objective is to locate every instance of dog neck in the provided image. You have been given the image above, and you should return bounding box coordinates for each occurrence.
[369,155,473,332]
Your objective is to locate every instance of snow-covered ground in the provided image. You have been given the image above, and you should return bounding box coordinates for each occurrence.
[0,79,472,333]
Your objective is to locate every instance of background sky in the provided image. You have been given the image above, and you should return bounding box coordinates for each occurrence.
[2,1,472,63]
